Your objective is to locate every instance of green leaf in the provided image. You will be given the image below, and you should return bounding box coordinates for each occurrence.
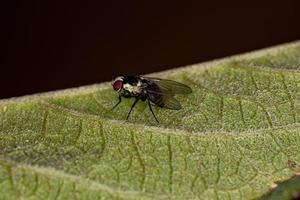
[1,41,300,200]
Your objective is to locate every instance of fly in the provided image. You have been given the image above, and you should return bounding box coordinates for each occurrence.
[111,75,192,123]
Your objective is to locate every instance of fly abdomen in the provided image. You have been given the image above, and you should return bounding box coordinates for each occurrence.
[146,83,165,107]
[148,93,164,106]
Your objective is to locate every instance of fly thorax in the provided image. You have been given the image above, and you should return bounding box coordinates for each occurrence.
[123,82,142,94]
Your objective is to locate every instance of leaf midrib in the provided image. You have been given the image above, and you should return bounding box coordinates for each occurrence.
[0,159,172,200]
[43,100,300,138]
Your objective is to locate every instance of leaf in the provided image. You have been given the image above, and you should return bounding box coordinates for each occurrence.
[1,41,300,200]
[257,174,300,200]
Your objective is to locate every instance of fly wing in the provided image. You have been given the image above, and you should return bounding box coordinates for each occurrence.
[143,77,192,94]
[147,89,182,110]
[160,95,182,110]
[144,81,182,110]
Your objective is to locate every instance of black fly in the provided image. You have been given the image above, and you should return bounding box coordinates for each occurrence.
[111,75,192,123]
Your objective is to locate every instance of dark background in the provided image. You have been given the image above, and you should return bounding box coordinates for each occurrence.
[2,1,300,99]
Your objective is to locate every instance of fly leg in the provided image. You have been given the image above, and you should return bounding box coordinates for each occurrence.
[111,95,122,110]
[147,99,159,123]
[126,98,139,120]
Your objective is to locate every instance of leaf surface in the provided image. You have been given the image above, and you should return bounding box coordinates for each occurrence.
[1,41,300,199]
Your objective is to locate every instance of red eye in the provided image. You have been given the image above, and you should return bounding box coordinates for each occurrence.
[113,80,123,91]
